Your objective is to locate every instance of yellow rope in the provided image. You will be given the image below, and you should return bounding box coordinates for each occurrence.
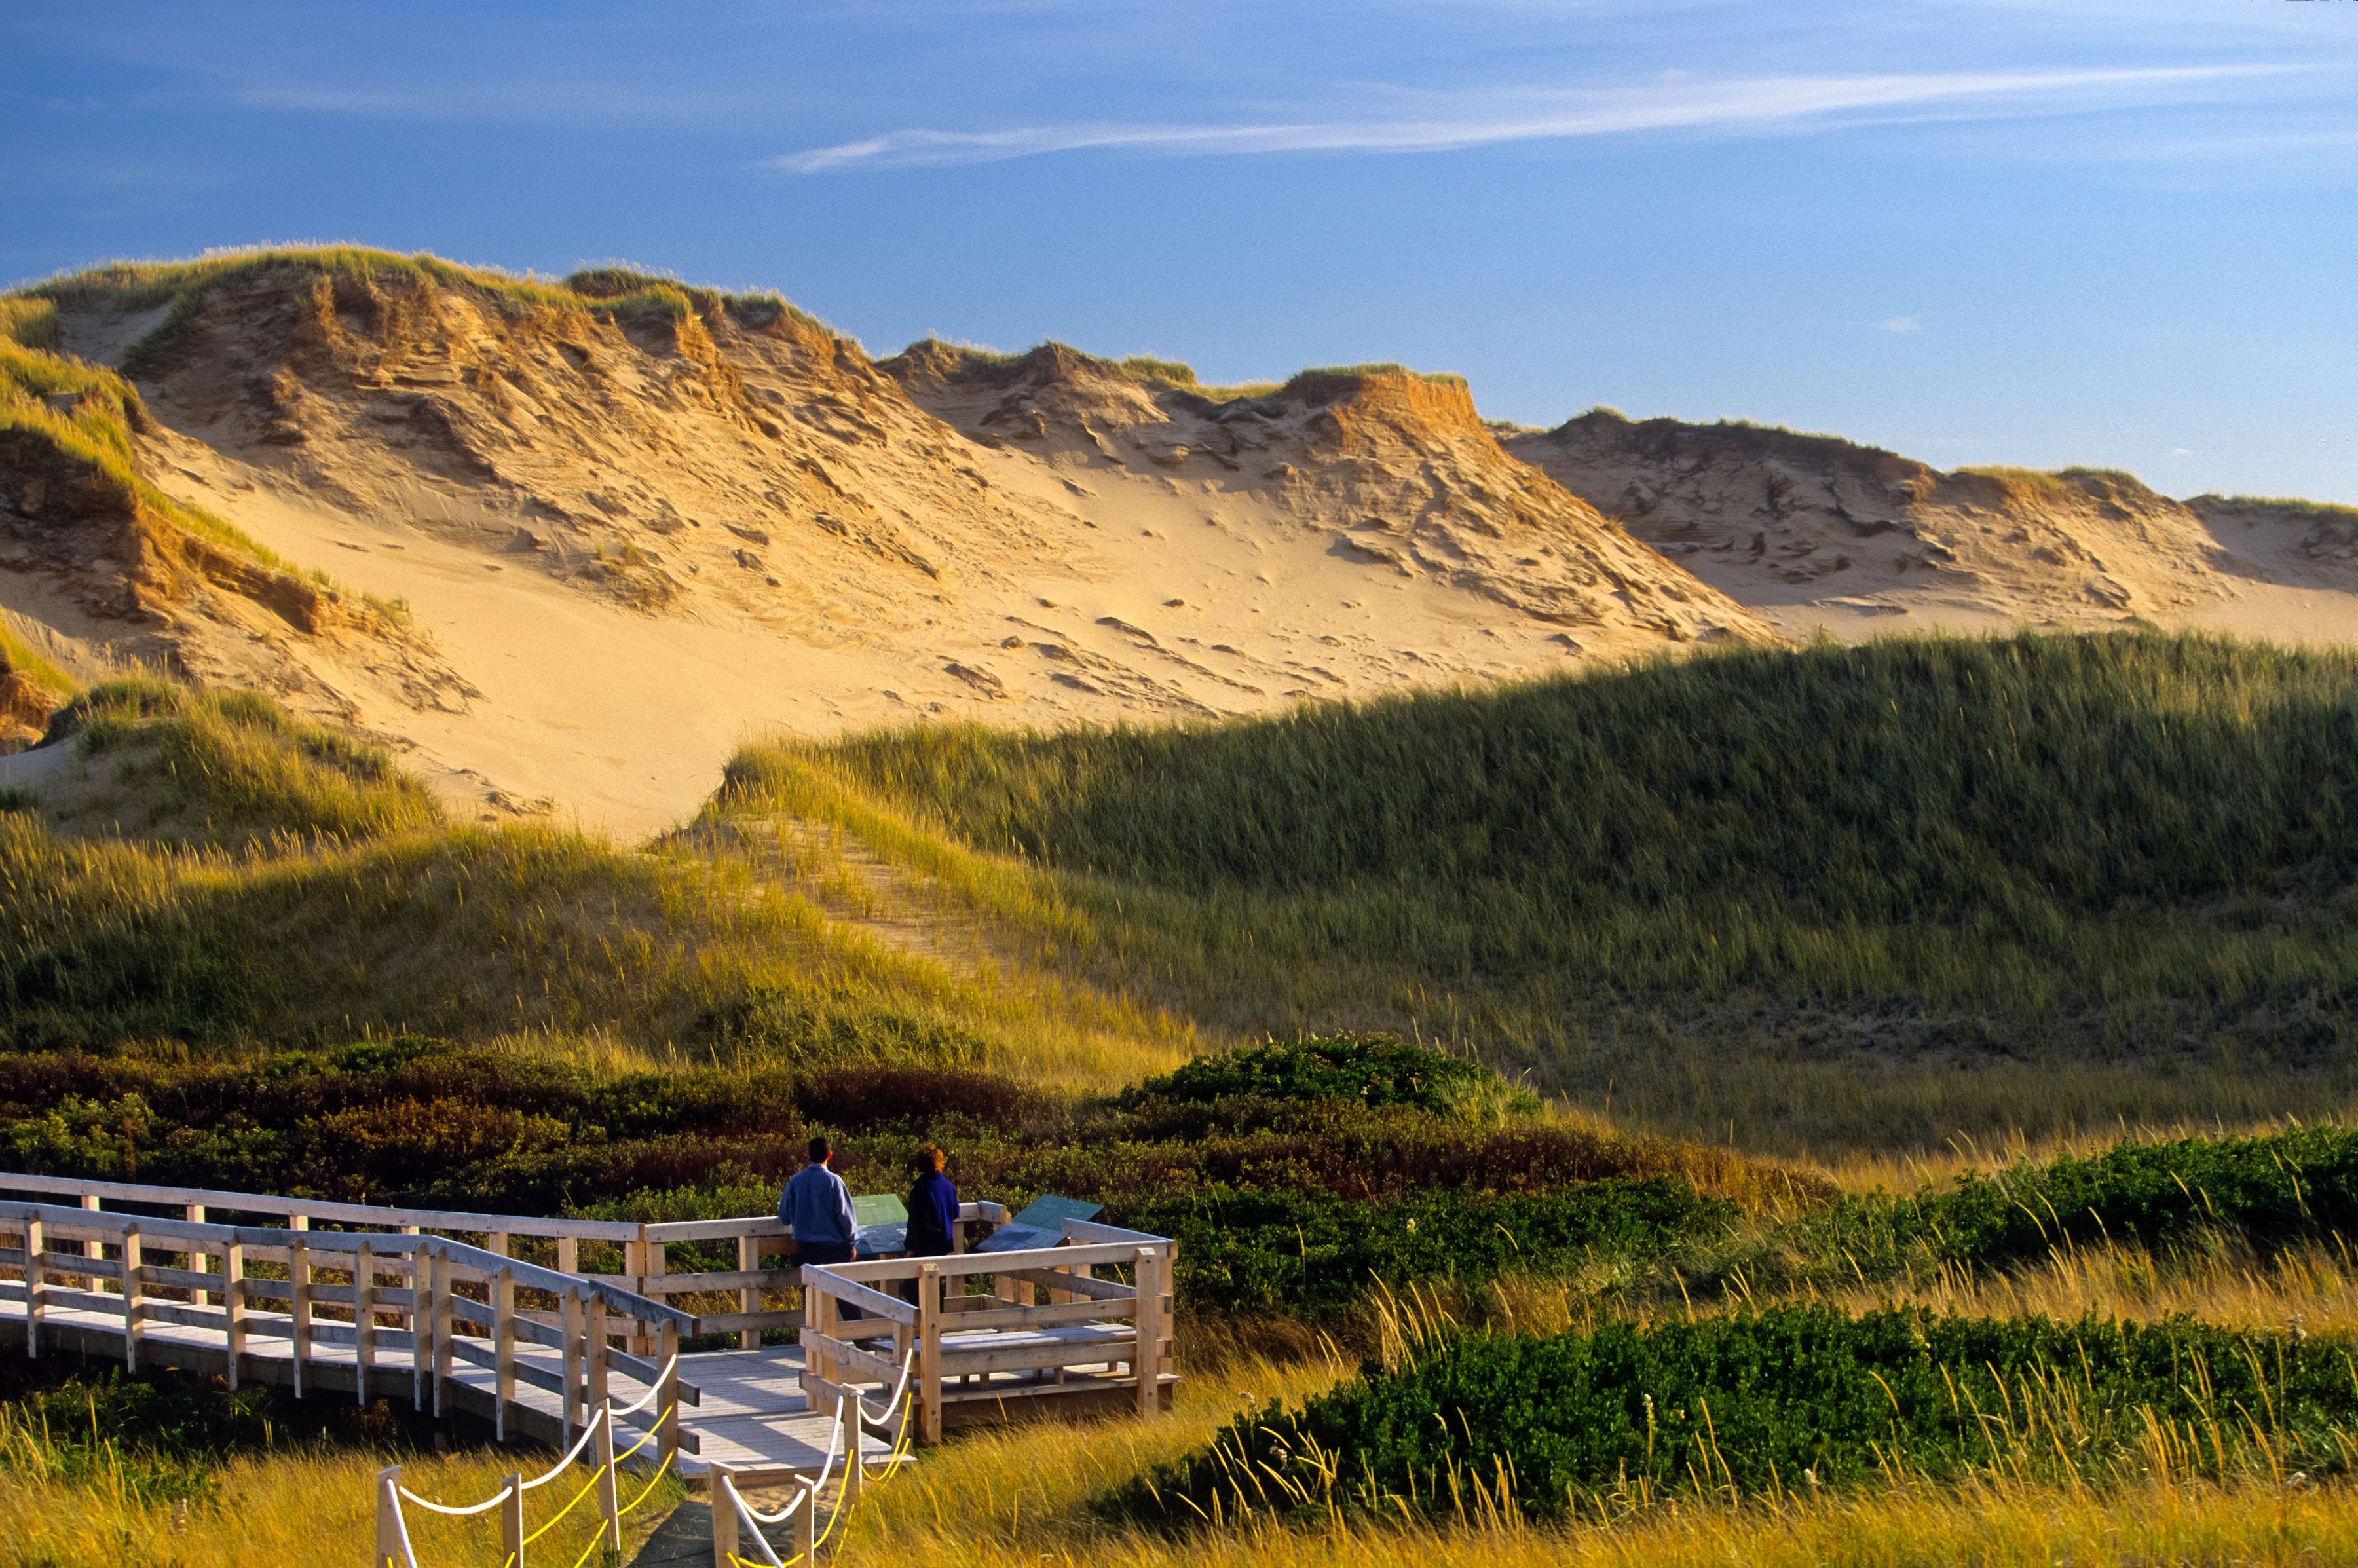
[561,1512,614,1568]
[618,1450,675,1517]
[520,1465,604,1548]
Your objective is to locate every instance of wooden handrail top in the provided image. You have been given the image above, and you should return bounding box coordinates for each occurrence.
[641,1197,1013,1244]
[802,1236,1164,1287]
[0,1203,699,1331]
[1062,1218,1173,1246]
[0,1170,643,1241]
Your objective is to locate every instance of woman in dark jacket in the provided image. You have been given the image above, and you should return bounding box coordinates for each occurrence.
[905,1143,958,1259]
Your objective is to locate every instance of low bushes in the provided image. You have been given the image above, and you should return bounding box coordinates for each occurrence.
[1782,1123,2358,1282]
[1124,1181,1731,1315]
[1112,1307,2358,1526]
[1124,1035,1520,1119]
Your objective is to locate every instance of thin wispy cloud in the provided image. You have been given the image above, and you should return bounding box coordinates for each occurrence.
[1879,316,1924,334]
[769,64,2292,172]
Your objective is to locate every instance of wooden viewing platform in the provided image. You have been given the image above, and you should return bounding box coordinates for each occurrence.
[0,1170,1178,1485]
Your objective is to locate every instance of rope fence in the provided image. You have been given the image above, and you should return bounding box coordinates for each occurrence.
[713,1347,921,1568]
[374,1353,681,1568]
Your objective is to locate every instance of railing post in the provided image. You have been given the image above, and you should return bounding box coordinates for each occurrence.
[806,1274,838,1417]
[555,1235,578,1277]
[709,1463,738,1568]
[587,1296,611,1419]
[396,1224,420,1337]
[185,1203,208,1301]
[657,1320,681,1464]
[561,1288,585,1443]
[433,1246,457,1419]
[22,1214,42,1357]
[121,1223,143,1372]
[374,1464,407,1568]
[493,1263,517,1442]
[594,1402,622,1550]
[500,1472,525,1568]
[793,1478,815,1562]
[409,1244,433,1411]
[223,1240,245,1388]
[738,1234,758,1351]
[918,1261,943,1446]
[1134,1246,1162,1421]
[840,1389,863,1511]
[77,1195,100,1286]
[356,1239,377,1406]
[290,1231,314,1398]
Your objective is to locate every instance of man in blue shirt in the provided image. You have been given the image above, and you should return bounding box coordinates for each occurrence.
[779,1135,858,1270]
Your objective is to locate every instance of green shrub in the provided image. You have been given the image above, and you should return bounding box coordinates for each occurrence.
[1771,1123,2358,1286]
[1123,1180,1731,1315]
[1112,1307,2358,1525]
[1125,1035,1512,1117]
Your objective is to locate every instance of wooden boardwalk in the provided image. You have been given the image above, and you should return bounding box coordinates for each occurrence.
[2,1172,1176,1488]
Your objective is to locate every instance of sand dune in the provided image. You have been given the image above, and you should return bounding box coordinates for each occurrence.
[14,258,1765,835]
[5,252,2350,837]
[1502,411,2358,644]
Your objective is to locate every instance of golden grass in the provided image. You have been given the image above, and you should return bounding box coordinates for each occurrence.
[0,1443,684,1568]
[0,623,79,704]
[821,1336,2358,1568]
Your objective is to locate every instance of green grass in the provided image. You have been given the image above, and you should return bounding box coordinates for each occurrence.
[0,622,80,705]
[44,678,442,846]
[1117,1307,2358,1525]
[0,681,1183,1083]
[719,631,2358,1153]
[18,246,826,352]
[2190,492,2358,521]
[1769,1121,2358,1286]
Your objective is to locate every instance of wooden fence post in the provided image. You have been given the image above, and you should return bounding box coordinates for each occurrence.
[555,1235,578,1277]
[290,1231,313,1398]
[495,1263,520,1442]
[738,1234,759,1350]
[561,1289,585,1443]
[356,1239,377,1406]
[432,1248,456,1419]
[840,1388,863,1511]
[918,1261,943,1446]
[657,1320,681,1464]
[1134,1246,1161,1421]
[185,1204,207,1301]
[374,1464,405,1568]
[77,1195,100,1284]
[121,1223,143,1372]
[806,1279,837,1417]
[409,1244,433,1411]
[22,1214,41,1357]
[793,1478,815,1561]
[587,1296,611,1419]
[223,1240,245,1388]
[709,1464,738,1568]
[594,1403,622,1550]
[500,1472,525,1568]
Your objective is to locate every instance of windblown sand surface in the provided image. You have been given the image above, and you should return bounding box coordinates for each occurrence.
[8,256,2351,838]
[30,270,1761,836]
[1504,412,2358,644]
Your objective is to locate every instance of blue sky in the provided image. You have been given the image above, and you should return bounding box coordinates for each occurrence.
[6,1,2355,501]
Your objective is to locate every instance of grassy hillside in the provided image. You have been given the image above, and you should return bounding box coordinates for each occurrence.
[0,680,1184,1081]
[721,631,2358,1151]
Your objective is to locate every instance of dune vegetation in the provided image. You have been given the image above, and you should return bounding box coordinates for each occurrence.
[716,629,2358,1153]
[5,629,2358,1563]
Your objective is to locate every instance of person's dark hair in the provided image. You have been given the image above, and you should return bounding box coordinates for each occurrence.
[913,1143,946,1174]
[808,1135,832,1164]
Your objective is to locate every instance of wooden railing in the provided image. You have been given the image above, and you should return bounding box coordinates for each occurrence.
[1,1171,1182,1468]
[0,1172,1011,1351]
[799,1218,1175,1444]
[0,1197,698,1458]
